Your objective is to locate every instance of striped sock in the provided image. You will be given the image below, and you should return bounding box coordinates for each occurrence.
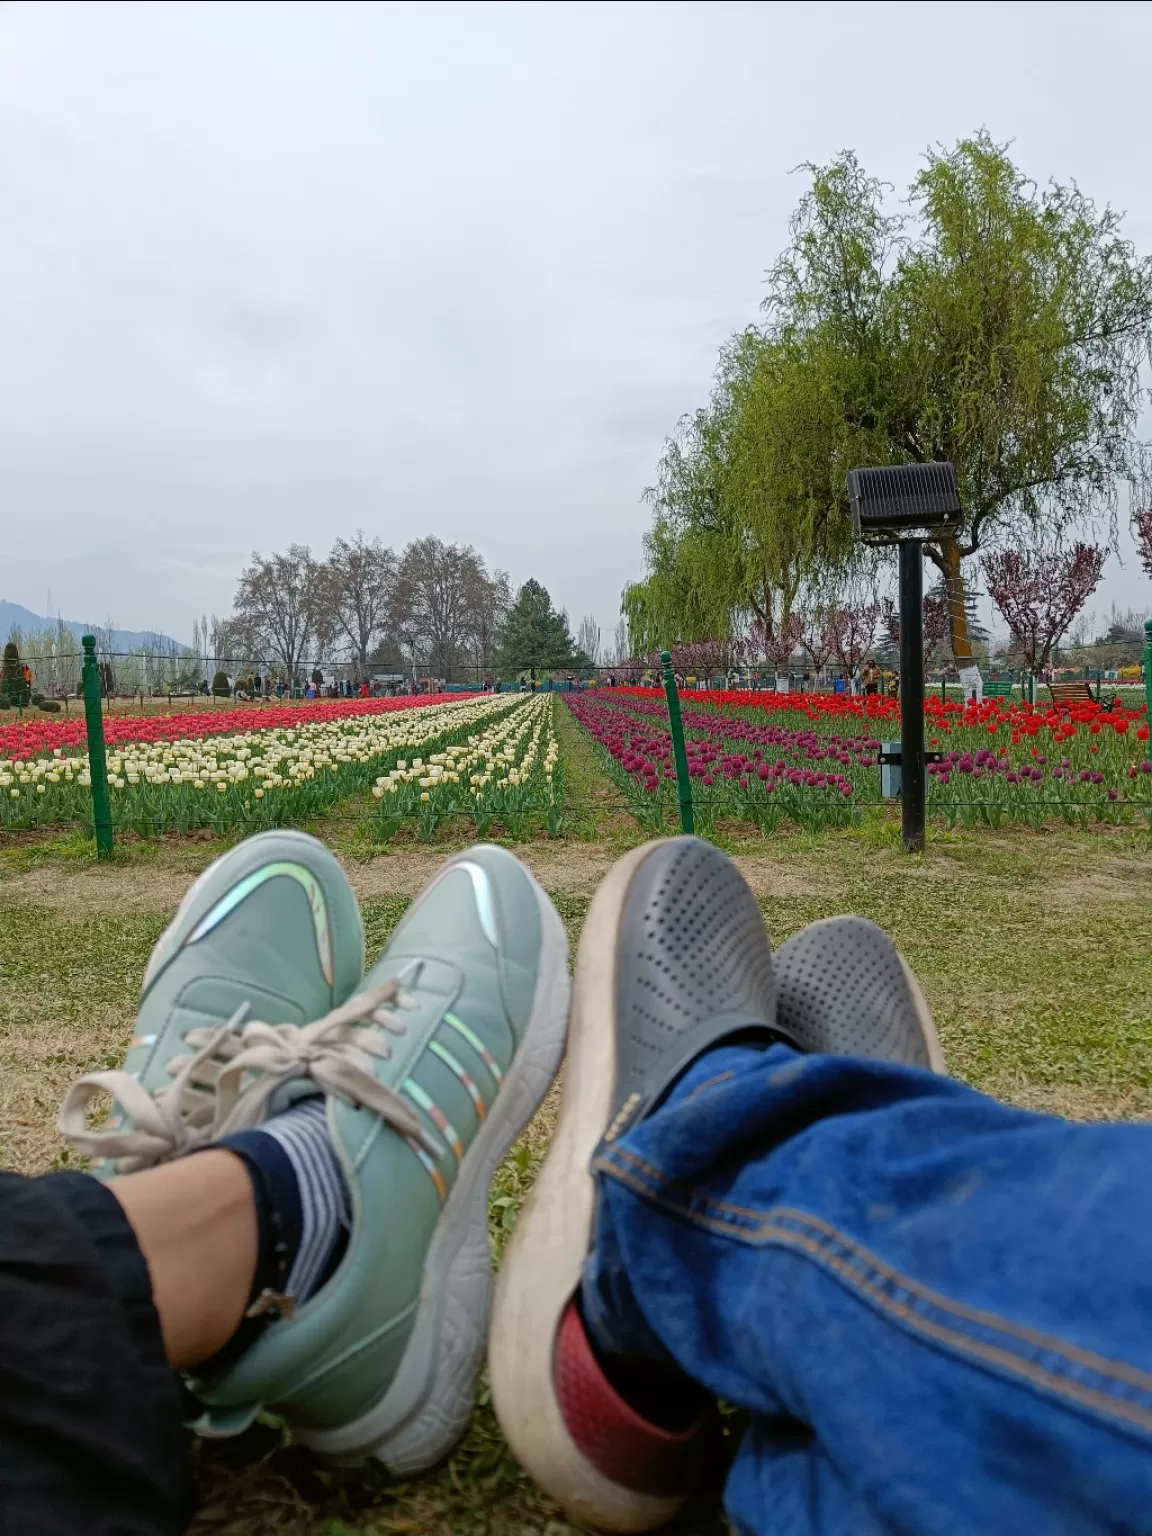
[217,1097,350,1307]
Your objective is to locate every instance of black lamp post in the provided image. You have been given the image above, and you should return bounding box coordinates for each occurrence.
[846,462,964,853]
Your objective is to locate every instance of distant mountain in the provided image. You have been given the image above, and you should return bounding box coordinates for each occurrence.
[0,601,186,653]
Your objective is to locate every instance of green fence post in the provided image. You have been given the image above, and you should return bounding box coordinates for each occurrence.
[81,635,114,857]
[660,650,694,835]
[1144,619,1152,726]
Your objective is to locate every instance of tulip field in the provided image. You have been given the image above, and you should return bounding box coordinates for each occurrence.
[0,693,563,840]
[567,688,1152,833]
[0,683,1149,843]
[369,694,562,839]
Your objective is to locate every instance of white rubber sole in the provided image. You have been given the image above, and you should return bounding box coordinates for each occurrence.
[299,867,571,1475]
[899,953,947,1074]
[488,841,686,1534]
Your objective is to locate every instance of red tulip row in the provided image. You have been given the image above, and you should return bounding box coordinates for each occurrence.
[575,687,1152,830]
[0,694,468,762]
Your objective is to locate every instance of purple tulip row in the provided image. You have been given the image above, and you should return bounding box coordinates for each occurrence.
[567,692,875,801]
[928,746,1123,790]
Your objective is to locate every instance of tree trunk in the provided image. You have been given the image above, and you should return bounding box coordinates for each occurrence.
[939,536,973,665]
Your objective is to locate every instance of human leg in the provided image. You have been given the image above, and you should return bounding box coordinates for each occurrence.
[585,1041,1152,1535]
[2,828,363,1535]
[110,1148,256,1370]
[59,835,570,1472]
[0,1169,192,1536]
[491,836,1152,1535]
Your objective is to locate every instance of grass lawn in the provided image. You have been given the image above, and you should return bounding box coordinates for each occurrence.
[3,820,1152,1533]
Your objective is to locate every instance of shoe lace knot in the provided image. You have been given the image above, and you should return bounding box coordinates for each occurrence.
[58,976,435,1174]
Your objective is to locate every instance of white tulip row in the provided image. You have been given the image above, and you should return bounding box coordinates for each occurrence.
[371,694,556,804]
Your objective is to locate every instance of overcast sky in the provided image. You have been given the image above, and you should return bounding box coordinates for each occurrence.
[1,0,1150,648]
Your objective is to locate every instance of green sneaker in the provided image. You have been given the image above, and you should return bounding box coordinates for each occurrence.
[59,830,364,1177]
[187,844,571,1475]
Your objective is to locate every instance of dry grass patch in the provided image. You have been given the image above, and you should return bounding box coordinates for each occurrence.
[0,1001,130,1172]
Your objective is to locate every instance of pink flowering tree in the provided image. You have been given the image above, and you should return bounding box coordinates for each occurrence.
[643,640,728,678]
[881,592,950,667]
[828,599,880,675]
[1134,507,1152,580]
[748,612,803,675]
[671,640,728,677]
[980,542,1106,671]
[611,656,645,682]
[801,607,837,676]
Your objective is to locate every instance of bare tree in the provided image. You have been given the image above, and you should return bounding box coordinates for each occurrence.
[576,615,601,666]
[233,544,318,680]
[82,615,118,666]
[393,537,491,679]
[314,532,396,681]
[190,615,210,686]
[469,565,511,675]
[608,617,629,667]
[213,614,267,678]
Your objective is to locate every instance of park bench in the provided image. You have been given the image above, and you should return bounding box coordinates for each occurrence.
[1049,680,1095,706]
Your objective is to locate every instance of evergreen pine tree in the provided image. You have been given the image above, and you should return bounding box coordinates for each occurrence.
[1,641,30,705]
[494,581,588,672]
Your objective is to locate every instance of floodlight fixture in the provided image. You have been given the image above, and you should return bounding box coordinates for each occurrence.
[847,462,963,544]
[847,461,965,854]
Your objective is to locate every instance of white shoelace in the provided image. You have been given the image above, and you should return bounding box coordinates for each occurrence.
[58,978,434,1174]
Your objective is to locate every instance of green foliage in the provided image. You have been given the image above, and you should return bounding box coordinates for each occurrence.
[0,640,31,706]
[211,670,232,697]
[896,137,1152,541]
[626,331,868,654]
[494,580,587,672]
[632,132,1152,663]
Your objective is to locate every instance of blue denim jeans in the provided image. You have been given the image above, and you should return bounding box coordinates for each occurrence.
[582,1043,1152,1535]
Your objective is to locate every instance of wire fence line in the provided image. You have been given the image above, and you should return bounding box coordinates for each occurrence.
[4,648,1150,855]
[3,642,1147,708]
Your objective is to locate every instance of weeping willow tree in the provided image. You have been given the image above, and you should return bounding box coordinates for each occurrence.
[628,133,1152,665]
[624,329,876,655]
[889,135,1152,665]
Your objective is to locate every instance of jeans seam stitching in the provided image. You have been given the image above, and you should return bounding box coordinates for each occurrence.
[683,1070,736,1103]
[595,1153,1152,1408]
[601,1144,672,1184]
[599,1161,1152,1436]
[768,1221,1152,1435]
[770,1206,1152,1392]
